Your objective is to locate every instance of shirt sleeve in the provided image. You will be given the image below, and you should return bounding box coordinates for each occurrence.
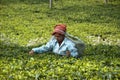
[68,44,78,57]
[32,37,54,53]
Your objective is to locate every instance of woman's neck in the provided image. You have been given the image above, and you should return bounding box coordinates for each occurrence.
[58,38,64,46]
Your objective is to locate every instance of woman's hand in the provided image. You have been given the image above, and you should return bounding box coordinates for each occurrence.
[29,50,34,55]
[66,50,70,57]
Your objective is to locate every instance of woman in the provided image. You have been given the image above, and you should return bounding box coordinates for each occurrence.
[29,24,78,57]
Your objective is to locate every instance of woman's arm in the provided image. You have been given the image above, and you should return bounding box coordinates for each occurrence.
[29,37,54,54]
[68,45,78,57]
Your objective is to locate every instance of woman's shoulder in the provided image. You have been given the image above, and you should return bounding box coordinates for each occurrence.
[64,37,75,45]
[49,36,57,42]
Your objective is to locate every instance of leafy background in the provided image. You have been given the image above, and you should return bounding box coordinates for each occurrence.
[0,0,120,79]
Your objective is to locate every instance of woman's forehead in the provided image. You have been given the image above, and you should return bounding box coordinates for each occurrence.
[54,33,64,36]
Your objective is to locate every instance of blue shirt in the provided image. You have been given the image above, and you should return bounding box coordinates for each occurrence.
[32,36,78,57]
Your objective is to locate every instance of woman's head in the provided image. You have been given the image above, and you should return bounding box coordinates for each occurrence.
[52,24,67,35]
[54,33,64,44]
[52,24,67,43]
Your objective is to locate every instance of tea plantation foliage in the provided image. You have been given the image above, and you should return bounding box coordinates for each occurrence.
[0,0,120,79]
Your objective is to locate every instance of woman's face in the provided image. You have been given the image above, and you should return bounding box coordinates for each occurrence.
[54,33,65,43]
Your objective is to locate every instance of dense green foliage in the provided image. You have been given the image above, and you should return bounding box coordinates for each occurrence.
[0,0,120,79]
